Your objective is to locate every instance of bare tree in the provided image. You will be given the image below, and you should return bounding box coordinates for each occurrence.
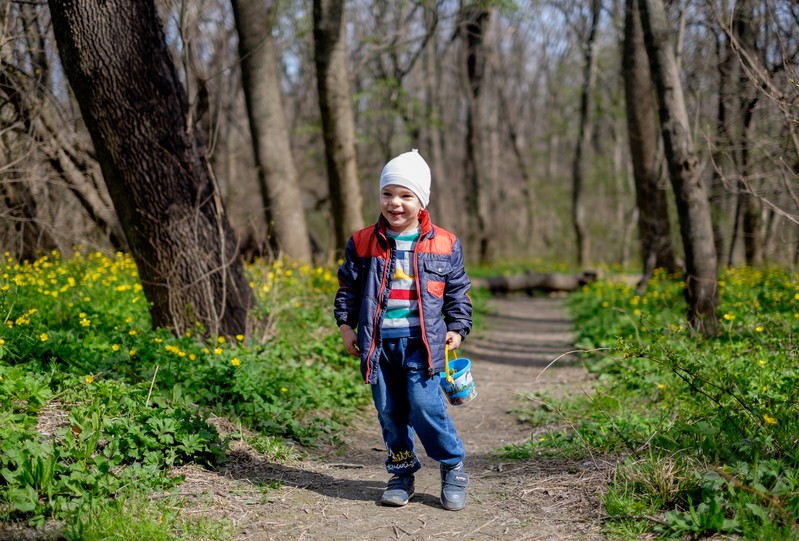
[49,0,253,338]
[726,0,763,267]
[313,0,364,258]
[231,0,313,264]
[571,0,601,268]
[0,3,124,257]
[421,6,457,233]
[639,0,720,335]
[459,3,491,263]
[623,0,677,293]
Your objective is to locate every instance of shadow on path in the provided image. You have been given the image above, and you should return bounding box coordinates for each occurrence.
[463,295,583,368]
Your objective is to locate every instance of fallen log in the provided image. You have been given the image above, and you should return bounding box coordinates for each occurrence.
[472,271,597,295]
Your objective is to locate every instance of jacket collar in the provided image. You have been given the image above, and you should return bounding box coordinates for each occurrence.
[375,209,434,246]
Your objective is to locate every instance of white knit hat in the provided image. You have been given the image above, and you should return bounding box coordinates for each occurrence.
[379,149,431,208]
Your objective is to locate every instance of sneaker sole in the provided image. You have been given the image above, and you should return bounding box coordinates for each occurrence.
[378,498,410,507]
[440,500,466,511]
[378,489,414,507]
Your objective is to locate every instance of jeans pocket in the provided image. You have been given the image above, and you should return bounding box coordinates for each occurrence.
[402,337,428,371]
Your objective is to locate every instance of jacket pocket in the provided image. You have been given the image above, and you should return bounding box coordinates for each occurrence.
[424,258,450,298]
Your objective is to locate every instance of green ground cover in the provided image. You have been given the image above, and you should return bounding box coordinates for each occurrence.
[0,250,370,537]
[506,266,799,539]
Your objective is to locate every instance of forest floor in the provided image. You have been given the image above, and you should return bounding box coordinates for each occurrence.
[177,295,613,540]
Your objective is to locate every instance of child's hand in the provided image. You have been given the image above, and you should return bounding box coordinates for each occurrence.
[445,331,462,351]
[339,324,360,357]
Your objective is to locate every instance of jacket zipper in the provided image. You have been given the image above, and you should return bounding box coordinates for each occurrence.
[364,241,391,383]
[414,239,433,374]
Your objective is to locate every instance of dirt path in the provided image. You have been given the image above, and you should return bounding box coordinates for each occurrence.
[179,296,610,540]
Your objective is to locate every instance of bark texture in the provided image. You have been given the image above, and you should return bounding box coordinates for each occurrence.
[623,0,676,293]
[572,0,601,268]
[232,0,312,264]
[639,0,719,335]
[49,0,253,338]
[313,0,364,258]
[460,5,491,263]
[730,0,763,267]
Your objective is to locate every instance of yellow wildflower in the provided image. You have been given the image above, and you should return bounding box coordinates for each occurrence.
[218,336,226,344]
[129,348,137,356]
[40,333,48,342]
[85,375,94,384]
[214,347,223,355]
[231,357,241,367]
[763,414,778,425]
[112,344,120,351]
[280,387,288,393]
[236,334,244,342]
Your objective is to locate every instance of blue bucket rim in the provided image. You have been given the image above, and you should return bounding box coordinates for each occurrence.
[441,357,471,379]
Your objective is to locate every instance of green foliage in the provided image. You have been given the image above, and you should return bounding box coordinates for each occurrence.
[0,250,370,532]
[504,266,799,539]
[0,375,221,524]
[63,492,234,541]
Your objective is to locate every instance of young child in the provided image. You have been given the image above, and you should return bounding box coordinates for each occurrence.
[333,149,473,511]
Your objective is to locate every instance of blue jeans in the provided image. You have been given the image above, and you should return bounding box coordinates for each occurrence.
[371,336,466,475]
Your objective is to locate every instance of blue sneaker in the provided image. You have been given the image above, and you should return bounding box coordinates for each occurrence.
[378,474,415,507]
[440,462,469,511]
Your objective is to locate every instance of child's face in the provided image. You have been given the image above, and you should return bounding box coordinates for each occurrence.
[380,184,422,233]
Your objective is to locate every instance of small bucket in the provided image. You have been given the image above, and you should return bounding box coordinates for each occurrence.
[440,347,477,406]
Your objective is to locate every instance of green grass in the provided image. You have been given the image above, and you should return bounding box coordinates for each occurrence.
[0,250,370,535]
[500,266,799,539]
[63,492,235,541]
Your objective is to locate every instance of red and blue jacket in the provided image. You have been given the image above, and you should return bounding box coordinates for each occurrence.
[334,209,473,384]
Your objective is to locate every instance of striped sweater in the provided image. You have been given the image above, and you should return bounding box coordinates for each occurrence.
[382,229,420,338]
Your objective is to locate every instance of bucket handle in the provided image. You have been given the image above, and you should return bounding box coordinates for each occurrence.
[444,344,458,384]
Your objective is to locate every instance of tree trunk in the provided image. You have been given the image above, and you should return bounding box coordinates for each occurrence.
[49,0,253,338]
[733,0,762,267]
[231,0,312,264]
[623,0,676,293]
[639,0,720,335]
[711,7,733,267]
[312,0,364,259]
[498,83,536,251]
[0,171,53,262]
[422,6,456,234]
[572,0,601,268]
[460,4,491,264]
